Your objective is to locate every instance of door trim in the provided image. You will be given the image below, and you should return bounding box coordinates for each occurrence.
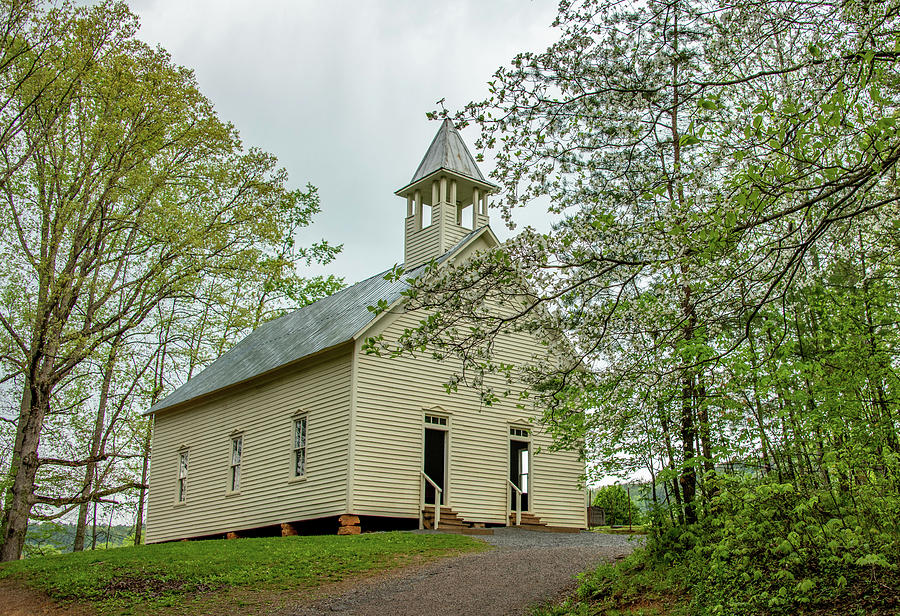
[422,413,450,506]
[508,427,532,514]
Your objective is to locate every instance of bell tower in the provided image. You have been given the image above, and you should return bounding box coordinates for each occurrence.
[396,119,497,269]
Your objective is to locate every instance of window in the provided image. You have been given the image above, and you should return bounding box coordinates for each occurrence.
[177,450,189,502]
[230,435,242,492]
[425,415,447,426]
[293,415,307,477]
[510,427,529,438]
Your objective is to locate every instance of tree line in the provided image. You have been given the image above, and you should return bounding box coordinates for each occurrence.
[0,0,341,562]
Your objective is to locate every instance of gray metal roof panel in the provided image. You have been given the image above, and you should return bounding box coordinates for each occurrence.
[148,227,489,414]
[410,119,488,185]
[148,270,406,413]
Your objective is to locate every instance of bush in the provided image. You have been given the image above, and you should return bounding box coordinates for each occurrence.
[640,473,900,615]
[592,485,645,526]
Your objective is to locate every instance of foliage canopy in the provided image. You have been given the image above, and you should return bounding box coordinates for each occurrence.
[378,0,900,611]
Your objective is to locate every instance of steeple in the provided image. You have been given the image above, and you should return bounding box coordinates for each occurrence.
[396,119,497,269]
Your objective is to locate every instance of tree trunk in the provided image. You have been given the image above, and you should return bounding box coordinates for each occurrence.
[133,418,153,546]
[74,342,119,552]
[0,379,49,561]
[91,501,98,550]
[696,376,715,479]
[73,498,90,553]
[658,399,684,524]
[680,372,698,525]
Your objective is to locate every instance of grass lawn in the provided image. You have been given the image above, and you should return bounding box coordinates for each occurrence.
[0,532,487,615]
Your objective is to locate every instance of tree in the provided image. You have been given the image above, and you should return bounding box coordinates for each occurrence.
[0,1,341,561]
[380,0,900,534]
[592,484,643,526]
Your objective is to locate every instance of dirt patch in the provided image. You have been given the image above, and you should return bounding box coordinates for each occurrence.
[104,574,219,600]
[0,580,95,616]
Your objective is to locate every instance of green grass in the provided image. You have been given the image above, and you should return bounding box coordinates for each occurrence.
[0,531,487,614]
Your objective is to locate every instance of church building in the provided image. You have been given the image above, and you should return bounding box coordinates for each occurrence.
[144,120,585,542]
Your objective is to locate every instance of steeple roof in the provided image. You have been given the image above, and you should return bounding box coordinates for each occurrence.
[405,119,497,189]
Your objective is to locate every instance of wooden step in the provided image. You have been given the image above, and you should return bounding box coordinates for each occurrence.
[422,505,468,530]
[509,512,545,525]
[509,512,548,529]
[508,511,581,533]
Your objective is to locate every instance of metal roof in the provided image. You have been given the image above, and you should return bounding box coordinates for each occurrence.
[409,119,491,186]
[149,227,489,414]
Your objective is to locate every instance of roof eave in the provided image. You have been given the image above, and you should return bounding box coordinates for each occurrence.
[144,340,355,416]
[394,168,499,198]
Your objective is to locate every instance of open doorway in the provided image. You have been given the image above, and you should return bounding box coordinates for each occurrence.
[424,428,446,505]
[509,439,530,512]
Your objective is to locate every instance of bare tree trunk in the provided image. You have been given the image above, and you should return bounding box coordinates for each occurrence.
[659,399,684,524]
[74,341,119,551]
[680,371,698,525]
[91,500,98,550]
[133,418,152,546]
[0,376,49,561]
[666,0,697,526]
[696,376,715,478]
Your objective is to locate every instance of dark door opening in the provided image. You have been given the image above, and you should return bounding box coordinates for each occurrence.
[424,428,446,505]
[510,440,529,512]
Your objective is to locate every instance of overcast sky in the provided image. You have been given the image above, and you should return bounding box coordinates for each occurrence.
[129,0,560,285]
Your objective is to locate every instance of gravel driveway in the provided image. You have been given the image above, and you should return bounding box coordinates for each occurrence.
[283,529,640,616]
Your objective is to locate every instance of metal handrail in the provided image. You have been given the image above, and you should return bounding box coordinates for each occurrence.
[507,479,522,526]
[420,471,443,530]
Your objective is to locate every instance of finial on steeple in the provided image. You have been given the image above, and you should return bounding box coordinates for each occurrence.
[396,121,497,268]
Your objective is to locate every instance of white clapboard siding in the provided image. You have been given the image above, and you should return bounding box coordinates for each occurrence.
[404,218,441,269]
[146,347,352,543]
[351,237,585,527]
[436,198,470,252]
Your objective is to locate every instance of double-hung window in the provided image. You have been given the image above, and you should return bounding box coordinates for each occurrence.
[230,435,242,492]
[293,415,307,478]
[177,450,189,502]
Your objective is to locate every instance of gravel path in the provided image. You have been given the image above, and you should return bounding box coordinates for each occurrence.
[283,529,640,616]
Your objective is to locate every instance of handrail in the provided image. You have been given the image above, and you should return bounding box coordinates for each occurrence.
[420,471,443,530]
[507,479,522,526]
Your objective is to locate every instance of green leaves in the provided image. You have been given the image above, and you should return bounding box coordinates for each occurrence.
[0,0,344,559]
[855,553,891,568]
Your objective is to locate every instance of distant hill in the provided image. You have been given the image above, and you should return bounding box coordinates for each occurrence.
[25,523,139,557]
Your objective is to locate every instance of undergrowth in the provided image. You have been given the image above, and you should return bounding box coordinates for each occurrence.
[539,474,899,616]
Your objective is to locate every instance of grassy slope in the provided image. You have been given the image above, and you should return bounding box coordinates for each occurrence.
[0,532,486,614]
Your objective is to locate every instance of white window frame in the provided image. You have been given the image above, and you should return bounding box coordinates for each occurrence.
[229,434,243,493]
[292,414,308,479]
[177,448,189,504]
